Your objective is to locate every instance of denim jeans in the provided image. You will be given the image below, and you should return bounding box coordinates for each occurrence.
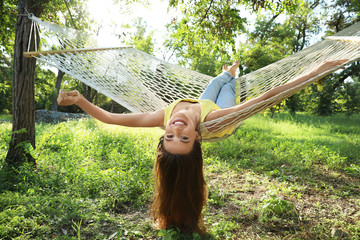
[199,72,236,109]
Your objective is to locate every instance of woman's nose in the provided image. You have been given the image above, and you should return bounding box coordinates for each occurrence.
[172,126,184,136]
[172,124,184,130]
[173,127,181,133]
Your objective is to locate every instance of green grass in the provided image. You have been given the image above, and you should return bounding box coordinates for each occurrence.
[0,114,12,121]
[0,112,359,239]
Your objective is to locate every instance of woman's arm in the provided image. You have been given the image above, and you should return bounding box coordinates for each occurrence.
[57,90,164,127]
[206,60,347,121]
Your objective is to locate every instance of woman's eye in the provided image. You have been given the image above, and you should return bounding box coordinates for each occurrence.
[181,136,189,140]
[166,135,174,138]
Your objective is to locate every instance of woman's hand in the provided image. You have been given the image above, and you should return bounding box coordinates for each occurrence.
[57,89,83,106]
[315,59,348,73]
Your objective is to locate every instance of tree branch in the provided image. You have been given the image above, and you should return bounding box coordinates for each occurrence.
[63,0,77,29]
[199,0,214,25]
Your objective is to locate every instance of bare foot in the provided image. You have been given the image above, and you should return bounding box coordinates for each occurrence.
[223,60,240,77]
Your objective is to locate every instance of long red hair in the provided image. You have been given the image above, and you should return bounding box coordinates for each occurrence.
[151,136,207,234]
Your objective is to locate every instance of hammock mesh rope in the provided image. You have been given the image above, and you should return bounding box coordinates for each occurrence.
[26,16,360,141]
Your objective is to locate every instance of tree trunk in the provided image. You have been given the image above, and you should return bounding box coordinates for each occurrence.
[5,0,48,167]
[51,70,65,111]
[83,83,97,103]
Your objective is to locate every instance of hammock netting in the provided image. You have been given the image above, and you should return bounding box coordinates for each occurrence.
[26,16,360,141]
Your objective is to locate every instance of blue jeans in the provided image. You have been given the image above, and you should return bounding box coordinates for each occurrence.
[199,72,236,109]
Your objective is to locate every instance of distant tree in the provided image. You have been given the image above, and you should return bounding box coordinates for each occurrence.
[132,17,155,55]
[0,60,12,114]
[35,66,57,110]
[0,0,17,113]
[301,62,360,116]
[165,0,303,75]
[340,74,360,115]
[299,0,360,115]
[45,0,92,111]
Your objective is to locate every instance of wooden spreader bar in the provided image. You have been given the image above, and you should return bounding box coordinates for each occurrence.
[24,46,131,58]
[326,36,360,42]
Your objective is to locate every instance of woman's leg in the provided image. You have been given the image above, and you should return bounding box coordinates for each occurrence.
[215,79,236,109]
[199,72,234,102]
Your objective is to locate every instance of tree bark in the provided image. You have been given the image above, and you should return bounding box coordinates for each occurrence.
[5,0,48,167]
[51,70,65,111]
[83,83,97,103]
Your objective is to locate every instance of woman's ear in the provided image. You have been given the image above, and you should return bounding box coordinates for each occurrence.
[195,131,200,140]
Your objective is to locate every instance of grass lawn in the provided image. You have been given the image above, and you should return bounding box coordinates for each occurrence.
[0,112,359,239]
[0,114,12,121]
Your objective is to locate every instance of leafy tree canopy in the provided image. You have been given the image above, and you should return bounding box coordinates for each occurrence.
[164,0,305,75]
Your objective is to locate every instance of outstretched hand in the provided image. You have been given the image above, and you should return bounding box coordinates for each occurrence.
[57,89,82,106]
[316,59,348,73]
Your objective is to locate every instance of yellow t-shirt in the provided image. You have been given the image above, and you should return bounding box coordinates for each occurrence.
[163,99,237,141]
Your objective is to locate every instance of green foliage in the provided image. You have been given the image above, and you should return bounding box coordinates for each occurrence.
[209,218,239,240]
[301,77,339,116]
[130,17,155,55]
[237,1,322,75]
[207,184,228,208]
[0,119,162,239]
[158,228,202,240]
[34,66,57,110]
[326,0,360,34]
[238,41,285,74]
[0,114,11,121]
[338,77,360,115]
[258,195,299,223]
[42,0,92,30]
[0,70,12,114]
[165,0,306,76]
[298,70,360,116]
[0,0,17,55]
[0,0,95,115]
[285,93,304,114]
[165,0,360,117]
[203,113,360,174]
[0,0,16,114]
[165,0,246,76]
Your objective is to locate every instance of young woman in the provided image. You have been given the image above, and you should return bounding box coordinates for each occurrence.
[57,59,346,234]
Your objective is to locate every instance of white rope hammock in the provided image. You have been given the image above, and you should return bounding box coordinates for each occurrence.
[25,15,360,141]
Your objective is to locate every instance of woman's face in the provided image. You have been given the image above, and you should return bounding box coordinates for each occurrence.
[163,110,199,154]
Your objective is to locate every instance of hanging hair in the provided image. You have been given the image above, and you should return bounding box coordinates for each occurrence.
[151,136,208,234]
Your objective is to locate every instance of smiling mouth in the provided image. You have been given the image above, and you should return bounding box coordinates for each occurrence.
[172,119,187,126]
